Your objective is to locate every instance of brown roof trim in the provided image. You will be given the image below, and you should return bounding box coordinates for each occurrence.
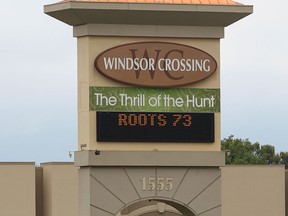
[40,162,74,166]
[62,0,242,5]
[0,162,35,165]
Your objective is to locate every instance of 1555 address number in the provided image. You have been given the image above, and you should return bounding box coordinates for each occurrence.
[140,177,173,191]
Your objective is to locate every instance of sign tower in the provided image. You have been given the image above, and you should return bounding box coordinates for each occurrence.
[45,1,252,215]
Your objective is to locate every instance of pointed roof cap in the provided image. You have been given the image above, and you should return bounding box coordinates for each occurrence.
[45,0,252,27]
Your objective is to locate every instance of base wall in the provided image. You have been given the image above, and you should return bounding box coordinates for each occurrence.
[0,163,36,216]
[222,165,285,216]
[41,163,79,216]
[0,162,286,216]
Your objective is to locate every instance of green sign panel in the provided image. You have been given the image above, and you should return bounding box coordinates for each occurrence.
[89,86,220,113]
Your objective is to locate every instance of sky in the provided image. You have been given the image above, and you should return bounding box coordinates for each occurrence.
[0,0,287,163]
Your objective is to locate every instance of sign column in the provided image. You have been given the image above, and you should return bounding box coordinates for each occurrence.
[45,1,253,216]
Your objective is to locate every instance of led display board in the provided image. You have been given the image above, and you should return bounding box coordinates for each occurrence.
[97,112,214,142]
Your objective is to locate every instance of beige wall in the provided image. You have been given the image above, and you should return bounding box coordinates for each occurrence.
[42,163,287,216]
[41,163,79,216]
[222,165,285,216]
[0,163,36,216]
[0,163,286,216]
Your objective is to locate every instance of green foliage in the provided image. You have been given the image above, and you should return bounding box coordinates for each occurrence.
[280,152,288,169]
[221,135,288,168]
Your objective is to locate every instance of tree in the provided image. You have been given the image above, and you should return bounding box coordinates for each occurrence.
[259,144,280,165]
[221,135,287,168]
[280,152,288,169]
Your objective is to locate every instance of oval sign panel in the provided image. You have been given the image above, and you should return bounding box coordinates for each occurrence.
[95,42,217,87]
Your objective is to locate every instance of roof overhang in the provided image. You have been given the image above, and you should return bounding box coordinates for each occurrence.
[44,1,253,27]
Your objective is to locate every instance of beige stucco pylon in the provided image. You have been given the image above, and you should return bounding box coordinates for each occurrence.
[44,1,253,216]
